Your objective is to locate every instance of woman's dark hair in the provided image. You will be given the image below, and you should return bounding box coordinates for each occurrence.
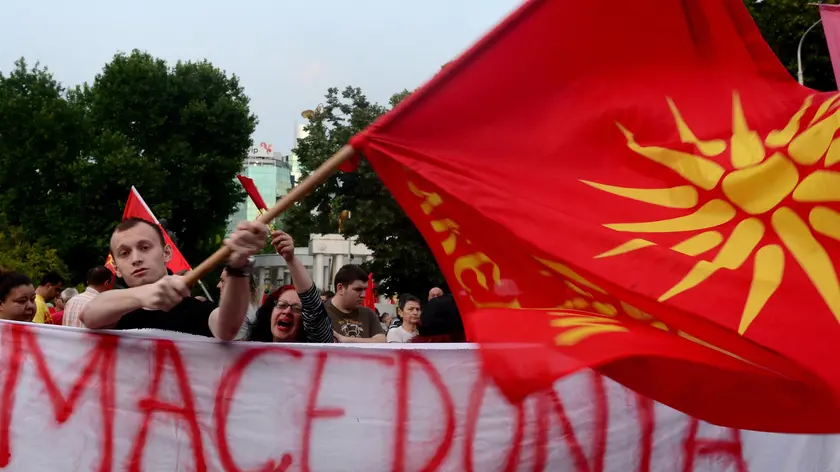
[0,271,33,302]
[247,284,298,342]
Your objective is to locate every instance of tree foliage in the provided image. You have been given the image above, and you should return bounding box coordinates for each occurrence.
[0,214,69,283]
[284,86,447,298]
[746,0,837,91]
[0,51,256,282]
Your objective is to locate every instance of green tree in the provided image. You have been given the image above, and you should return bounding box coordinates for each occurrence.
[284,86,447,297]
[79,50,257,265]
[0,51,256,282]
[0,214,68,282]
[746,0,837,91]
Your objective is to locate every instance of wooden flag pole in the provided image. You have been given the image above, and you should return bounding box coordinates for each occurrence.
[182,145,356,287]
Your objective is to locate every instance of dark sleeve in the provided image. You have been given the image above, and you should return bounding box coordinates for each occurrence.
[184,300,215,338]
[298,284,335,343]
[367,308,386,336]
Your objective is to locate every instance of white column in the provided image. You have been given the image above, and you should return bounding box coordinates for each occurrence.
[313,254,325,290]
[333,254,345,272]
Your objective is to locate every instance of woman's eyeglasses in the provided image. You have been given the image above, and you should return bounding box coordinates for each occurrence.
[275,300,302,314]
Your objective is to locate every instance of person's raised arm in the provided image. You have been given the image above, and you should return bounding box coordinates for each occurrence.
[271,230,314,293]
[80,277,188,329]
[209,221,268,340]
[271,230,334,343]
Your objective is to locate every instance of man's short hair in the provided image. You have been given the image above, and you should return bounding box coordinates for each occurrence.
[113,217,165,246]
[334,264,367,289]
[398,293,420,311]
[39,271,64,287]
[322,290,335,298]
[87,266,114,286]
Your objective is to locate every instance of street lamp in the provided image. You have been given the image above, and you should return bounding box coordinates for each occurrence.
[798,19,823,85]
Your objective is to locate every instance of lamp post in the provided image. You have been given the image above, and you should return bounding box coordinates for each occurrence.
[798,19,823,85]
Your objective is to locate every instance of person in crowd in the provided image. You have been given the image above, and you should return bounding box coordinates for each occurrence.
[388,293,408,331]
[428,287,444,301]
[33,272,63,324]
[320,290,334,303]
[63,265,115,328]
[80,217,266,339]
[379,310,394,332]
[218,267,260,340]
[323,264,385,342]
[411,293,466,343]
[246,230,333,343]
[387,294,421,343]
[0,271,36,322]
[50,288,78,325]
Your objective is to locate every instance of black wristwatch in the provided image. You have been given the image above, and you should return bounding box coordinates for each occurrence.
[225,256,255,277]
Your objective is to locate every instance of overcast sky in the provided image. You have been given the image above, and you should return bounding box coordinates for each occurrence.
[0,0,520,153]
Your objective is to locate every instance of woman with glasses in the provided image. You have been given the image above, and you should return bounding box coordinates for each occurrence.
[246,231,335,343]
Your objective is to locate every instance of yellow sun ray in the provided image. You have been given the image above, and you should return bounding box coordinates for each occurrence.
[824,138,840,167]
[670,231,724,256]
[721,152,800,215]
[789,107,840,166]
[731,92,765,168]
[659,218,765,302]
[595,239,656,258]
[580,181,699,209]
[739,244,784,334]
[772,207,840,322]
[604,199,736,233]
[810,94,839,125]
[793,170,840,202]
[565,281,593,298]
[666,97,726,156]
[616,123,725,191]
[550,313,627,346]
[809,206,840,242]
[535,257,608,294]
[766,95,814,148]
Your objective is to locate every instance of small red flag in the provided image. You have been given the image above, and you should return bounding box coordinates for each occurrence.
[350,0,840,432]
[105,187,192,275]
[820,5,840,86]
[236,174,269,211]
[363,273,376,311]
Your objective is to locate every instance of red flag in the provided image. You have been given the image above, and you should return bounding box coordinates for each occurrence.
[821,5,840,86]
[350,0,840,433]
[363,273,376,311]
[236,174,269,211]
[105,187,192,274]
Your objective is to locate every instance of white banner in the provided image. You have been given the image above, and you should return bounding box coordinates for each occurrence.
[0,321,836,471]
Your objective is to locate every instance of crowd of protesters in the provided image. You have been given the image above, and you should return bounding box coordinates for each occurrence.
[0,217,464,344]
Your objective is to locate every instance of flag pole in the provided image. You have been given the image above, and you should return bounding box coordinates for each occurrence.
[182,144,356,287]
[198,280,214,302]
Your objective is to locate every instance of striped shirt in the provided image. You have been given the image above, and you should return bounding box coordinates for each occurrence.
[62,287,100,328]
[298,284,336,343]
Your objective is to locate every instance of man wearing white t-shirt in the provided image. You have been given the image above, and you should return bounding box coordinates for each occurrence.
[387,294,420,343]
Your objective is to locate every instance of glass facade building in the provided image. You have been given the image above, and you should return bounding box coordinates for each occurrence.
[226,150,293,235]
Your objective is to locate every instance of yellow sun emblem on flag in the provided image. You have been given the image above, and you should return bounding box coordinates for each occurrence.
[583,93,840,335]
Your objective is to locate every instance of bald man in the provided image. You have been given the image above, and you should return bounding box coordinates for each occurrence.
[428,287,443,301]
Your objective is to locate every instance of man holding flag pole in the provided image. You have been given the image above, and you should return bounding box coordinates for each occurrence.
[82,194,267,339]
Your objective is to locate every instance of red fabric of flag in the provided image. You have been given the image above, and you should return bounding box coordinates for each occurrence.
[363,273,376,311]
[350,0,840,433]
[105,187,192,274]
[236,174,269,211]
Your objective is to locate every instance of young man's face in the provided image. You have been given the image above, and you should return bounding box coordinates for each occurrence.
[44,282,63,301]
[336,280,366,308]
[110,223,170,288]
